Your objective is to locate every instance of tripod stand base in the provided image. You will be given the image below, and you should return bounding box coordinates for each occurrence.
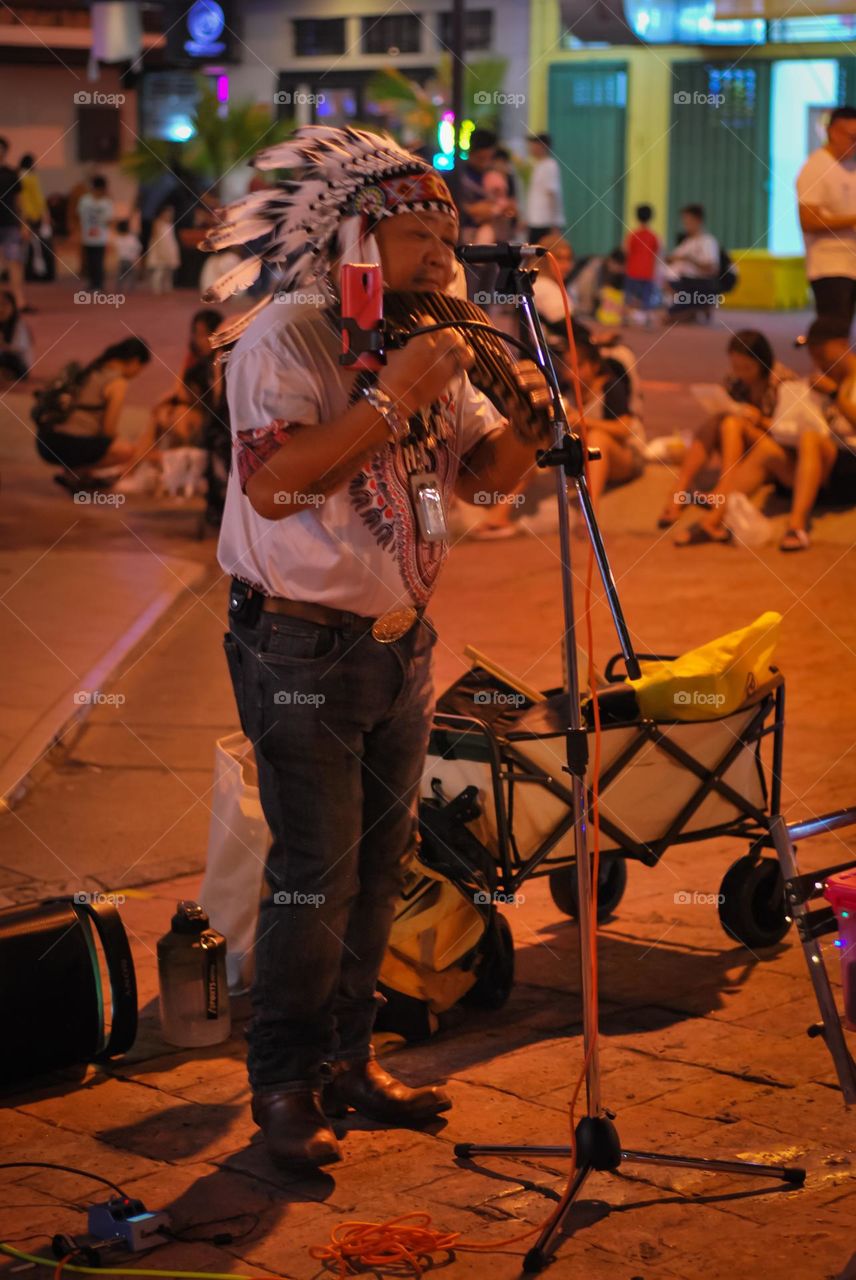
[455,1116,805,1274]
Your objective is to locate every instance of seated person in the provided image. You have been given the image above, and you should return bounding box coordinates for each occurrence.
[37,338,151,492]
[562,337,645,512]
[665,329,794,530]
[468,336,644,539]
[0,289,33,383]
[666,204,720,322]
[673,318,856,552]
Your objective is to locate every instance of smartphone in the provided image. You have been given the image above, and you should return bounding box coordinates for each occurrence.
[340,263,384,370]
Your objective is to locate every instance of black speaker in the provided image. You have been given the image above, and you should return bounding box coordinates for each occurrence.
[76,106,121,164]
[0,896,137,1088]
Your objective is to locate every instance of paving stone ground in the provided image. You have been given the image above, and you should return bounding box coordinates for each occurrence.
[1,286,855,1278]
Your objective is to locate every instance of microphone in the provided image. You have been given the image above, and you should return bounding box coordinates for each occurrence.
[456,242,547,267]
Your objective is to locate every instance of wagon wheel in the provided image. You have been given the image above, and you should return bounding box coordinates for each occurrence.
[464,913,515,1010]
[548,856,628,922]
[718,853,790,948]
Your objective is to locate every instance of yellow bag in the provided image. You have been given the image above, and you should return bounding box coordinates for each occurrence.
[629,611,782,722]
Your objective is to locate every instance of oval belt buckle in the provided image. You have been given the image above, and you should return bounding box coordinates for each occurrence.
[371,606,418,644]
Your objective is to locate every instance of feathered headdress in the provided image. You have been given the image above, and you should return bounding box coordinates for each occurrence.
[201,125,458,346]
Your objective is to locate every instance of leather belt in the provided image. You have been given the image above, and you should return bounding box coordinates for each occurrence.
[261,594,422,644]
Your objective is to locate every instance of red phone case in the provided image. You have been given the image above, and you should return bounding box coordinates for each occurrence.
[340,263,384,371]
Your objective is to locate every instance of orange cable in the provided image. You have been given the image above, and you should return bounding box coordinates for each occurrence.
[310,255,605,1276]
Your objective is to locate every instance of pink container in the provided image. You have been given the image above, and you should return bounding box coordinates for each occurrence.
[824,867,856,1031]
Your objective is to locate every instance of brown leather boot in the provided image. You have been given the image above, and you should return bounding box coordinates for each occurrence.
[251,1088,342,1169]
[323,1058,452,1124]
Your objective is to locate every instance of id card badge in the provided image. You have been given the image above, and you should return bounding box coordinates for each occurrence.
[409,471,448,542]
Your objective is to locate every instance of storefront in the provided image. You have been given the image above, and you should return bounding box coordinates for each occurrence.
[531,0,856,301]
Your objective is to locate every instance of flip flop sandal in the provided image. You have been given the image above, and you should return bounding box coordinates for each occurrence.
[779,528,810,552]
[674,521,733,548]
[657,509,681,529]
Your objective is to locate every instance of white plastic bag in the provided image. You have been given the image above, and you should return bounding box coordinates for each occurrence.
[723,492,773,548]
[770,380,830,446]
[198,732,268,992]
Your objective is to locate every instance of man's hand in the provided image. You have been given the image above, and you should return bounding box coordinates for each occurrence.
[380,319,474,417]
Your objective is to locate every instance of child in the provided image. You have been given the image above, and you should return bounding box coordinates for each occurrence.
[115,219,141,291]
[623,204,660,326]
[595,247,625,327]
[146,207,180,294]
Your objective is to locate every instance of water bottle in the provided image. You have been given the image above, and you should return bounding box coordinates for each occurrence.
[157,901,230,1047]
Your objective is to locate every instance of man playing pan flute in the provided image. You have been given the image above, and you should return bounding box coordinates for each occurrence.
[204,125,551,1169]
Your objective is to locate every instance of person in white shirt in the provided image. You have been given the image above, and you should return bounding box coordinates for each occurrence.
[204,125,553,1172]
[666,203,720,321]
[526,133,565,240]
[77,175,113,292]
[796,104,856,328]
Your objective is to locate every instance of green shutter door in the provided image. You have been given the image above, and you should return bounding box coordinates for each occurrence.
[548,62,628,257]
[668,62,771,251]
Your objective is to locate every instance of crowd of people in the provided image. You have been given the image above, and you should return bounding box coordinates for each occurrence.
[1,111,855,550]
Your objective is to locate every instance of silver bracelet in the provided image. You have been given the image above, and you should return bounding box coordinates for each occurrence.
[362,384,410,443]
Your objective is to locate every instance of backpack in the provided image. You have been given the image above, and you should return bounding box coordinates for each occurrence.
[718,247,738,295]
[31,361,100,434]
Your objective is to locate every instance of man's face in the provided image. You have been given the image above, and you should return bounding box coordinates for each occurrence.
[468,146,494,174]
[810,337,851,382]
[681,211,702,236]
[375,211,458,292]
[828,116,856,161]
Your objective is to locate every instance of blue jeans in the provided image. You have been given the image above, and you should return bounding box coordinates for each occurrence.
[224,607,436,1093]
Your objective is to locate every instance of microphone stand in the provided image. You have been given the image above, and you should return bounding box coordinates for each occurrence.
[451,246,806,1274]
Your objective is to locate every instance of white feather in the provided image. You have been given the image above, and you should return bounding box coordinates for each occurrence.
[202,218,274,250]
[202,255,262,302]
